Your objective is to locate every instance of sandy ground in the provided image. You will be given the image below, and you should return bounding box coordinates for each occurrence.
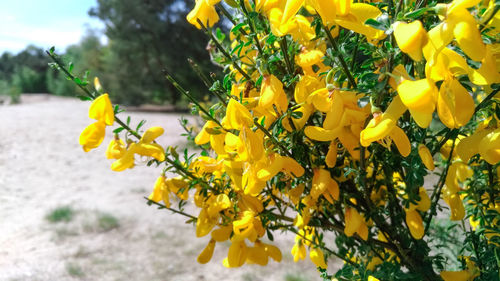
[0,94,326,281]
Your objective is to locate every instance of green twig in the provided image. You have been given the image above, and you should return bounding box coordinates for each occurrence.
[424,138,456,234]
[47,50,142,140]
[163,70,227,131]
[279,36,294,75]
[253,119,293,158]
[197,19,254,84]
[322,25,357,88]
[217,4,248,36]
[145,197,197,220]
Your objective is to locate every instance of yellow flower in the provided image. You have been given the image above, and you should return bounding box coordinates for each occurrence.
[424,0,485,62]
[187,0,220,29]
[259,74,288,113]
[110,127,165,171]
[393,20,428,61]
[405,209,424,239]
[197,239,216,264]
[361,98,411,157]
[291,241,307,262]
[418,144,435,171]
[79,121,107,152]
[88,93,115,126]
[311,168,339,202]
[479,128,500,164]
[310,248,327,269]
[335,3,387,42]
[148,175,171,207]
[397,78,437,128]
[225,99,253,130]
[224,240,248,268]
[344,207,368,240]
[105,137,126,159]
[79,94,114,152]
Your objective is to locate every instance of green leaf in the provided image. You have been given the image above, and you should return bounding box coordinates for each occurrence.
[404,8,429,20]
[215,28,225,41]
[136,120,146,131]
[364,18,386,31]
[77,95,92,101]
[113,127,125,134]
[231,23,246,34]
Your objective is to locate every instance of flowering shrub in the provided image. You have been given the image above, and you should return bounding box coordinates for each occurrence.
[48,0,500,279]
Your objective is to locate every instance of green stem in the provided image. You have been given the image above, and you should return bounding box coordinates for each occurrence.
[188,58,228,107]
[322,25,357,88]
[217,4,248,36]
[253,120,293,158]
[47,50,142,140]
[197,19,254,84]
[279,36,294,75]
[144,197,197,220]
[163,70,227,131]
[424,138,456,234]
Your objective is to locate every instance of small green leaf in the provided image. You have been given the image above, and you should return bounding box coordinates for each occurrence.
[404,8,429,20]
[136,120,146,131]
[365,18,386,31]
[77,95,92,101]
[231,23,246,34]
[113,127,125,134]
[215,28,225,41]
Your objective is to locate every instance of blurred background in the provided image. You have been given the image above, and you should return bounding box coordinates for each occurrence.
[0,0,327,280]
[0,0,218,107]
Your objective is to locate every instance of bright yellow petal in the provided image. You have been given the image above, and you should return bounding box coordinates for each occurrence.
[88,94,114,125]
[304,126,341,141]
[479,128,500,164]
[390,126,411,157]
[405,209,424,239]
[140,126,164,143]
[451,9,485,62]
[437,78,474,129]
[79,121,106,152]
[309,248,327,269]
[418,144,435,171]
[393,21,427,61]
[397,79,437,113]
[197,239,216,264]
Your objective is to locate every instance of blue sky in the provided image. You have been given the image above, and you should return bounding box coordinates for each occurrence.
[0,0,105,54]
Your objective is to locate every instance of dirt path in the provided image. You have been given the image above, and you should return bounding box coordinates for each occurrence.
[0,95,326,281]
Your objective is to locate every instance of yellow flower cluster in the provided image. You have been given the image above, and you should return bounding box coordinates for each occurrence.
[72,0,500,278]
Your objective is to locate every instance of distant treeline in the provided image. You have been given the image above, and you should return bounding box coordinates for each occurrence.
[0,0,219,106]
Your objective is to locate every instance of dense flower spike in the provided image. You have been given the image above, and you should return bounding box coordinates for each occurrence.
[66,0,500,278]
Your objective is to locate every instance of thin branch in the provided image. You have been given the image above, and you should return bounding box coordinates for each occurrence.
[144,197,197,220]
[322,25,357,88]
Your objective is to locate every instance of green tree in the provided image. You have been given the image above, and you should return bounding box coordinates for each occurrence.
[89,0,217,106]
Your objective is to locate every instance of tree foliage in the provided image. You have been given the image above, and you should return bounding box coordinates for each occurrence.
[88,0,218,105]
